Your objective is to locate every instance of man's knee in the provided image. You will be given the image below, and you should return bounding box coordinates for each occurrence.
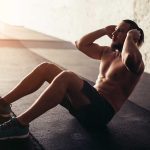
[58,70,76,81]
[35,62,62,81]
[36,62,53,71]
[58,70,83,90]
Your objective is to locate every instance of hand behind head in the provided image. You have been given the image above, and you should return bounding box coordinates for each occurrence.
[105,25,116,39]
[127,29,141,43]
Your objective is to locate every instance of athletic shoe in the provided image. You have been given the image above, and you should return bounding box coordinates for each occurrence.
[0,97,13,124]
[0,117,29,140]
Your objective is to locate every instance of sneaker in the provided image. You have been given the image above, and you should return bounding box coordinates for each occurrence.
[0,117,29,140]
[0,97,13,124]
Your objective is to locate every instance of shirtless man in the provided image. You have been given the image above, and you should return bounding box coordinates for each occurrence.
[0,19,144,140]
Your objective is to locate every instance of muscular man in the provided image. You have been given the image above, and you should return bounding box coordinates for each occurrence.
[0,19,144,140]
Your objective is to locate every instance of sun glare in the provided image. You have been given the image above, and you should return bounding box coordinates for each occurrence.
[0,0,24,25]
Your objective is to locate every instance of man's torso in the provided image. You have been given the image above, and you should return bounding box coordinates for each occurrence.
[94,48,144,111]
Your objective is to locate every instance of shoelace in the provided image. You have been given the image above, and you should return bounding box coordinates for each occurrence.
[0,119,15,130]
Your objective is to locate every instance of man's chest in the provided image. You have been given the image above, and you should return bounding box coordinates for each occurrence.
[99,55,128,80]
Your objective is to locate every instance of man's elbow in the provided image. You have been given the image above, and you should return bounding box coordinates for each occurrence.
[75,40,83,50]
[124,54,143,74]
[75,40,90,51]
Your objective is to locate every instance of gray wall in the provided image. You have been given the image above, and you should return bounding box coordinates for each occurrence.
[22,0,134,43]
[134,0,150,73]
[0,0,134,42]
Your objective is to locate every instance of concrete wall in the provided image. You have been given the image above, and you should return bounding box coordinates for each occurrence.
[23,0,134,42]
[0,0,134,43]
[26,0,134,47]
[134,0,150,73]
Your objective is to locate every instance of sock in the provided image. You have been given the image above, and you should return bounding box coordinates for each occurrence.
[16,118,29,128]
[0,97,10,106]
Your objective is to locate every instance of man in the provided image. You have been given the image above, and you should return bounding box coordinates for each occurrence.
[0,19,144,140]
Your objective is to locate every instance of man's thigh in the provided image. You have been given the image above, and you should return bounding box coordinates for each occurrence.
[64,71,91,109]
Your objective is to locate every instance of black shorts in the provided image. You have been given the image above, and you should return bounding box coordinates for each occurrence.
[60,80,115,130]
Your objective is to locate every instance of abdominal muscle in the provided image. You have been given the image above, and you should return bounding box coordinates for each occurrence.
[93,76,128,112]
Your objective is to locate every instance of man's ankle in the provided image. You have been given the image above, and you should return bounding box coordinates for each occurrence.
[0,97,10,106]
[16,118,29,127]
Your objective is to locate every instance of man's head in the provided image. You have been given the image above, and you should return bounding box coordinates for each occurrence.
[111,19,144,51]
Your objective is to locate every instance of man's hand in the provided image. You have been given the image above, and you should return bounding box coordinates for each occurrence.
[105,25,116,39]
[127,29,141,44]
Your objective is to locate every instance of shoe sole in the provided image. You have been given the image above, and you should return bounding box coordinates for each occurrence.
[0,132,29,140]
[0,116,12,124]
[0,113,11,118]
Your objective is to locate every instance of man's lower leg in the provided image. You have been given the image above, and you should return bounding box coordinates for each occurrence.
[0,63,62,123]
[2,63,62,104]
[17,72,69,125]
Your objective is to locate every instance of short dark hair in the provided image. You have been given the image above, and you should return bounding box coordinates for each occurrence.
[123,19,144,47]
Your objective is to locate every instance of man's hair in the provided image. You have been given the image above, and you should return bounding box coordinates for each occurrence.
[123,19,144,47]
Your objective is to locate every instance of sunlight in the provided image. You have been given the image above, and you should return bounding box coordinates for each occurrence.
[0,0,24,25]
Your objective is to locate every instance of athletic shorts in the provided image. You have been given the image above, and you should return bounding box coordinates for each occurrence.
[60,80,115,130]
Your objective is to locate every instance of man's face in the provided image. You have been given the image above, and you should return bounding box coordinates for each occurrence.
[111,21,130,51]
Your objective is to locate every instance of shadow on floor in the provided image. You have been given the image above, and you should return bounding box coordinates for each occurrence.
[0,133,45,150]
[87,100,150,150]
[0,137,33,150]
[129,72,150,111]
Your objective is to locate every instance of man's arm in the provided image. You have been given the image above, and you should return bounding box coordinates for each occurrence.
[122,29,144,74]
[75,25,116,60]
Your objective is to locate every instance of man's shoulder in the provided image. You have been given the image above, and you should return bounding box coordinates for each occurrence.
[98,46,114,60]
[102,46,113,56]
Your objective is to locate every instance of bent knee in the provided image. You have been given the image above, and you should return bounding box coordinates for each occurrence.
[36,62,50,71]
[37,62,55,70]
[35,62,62,80]
[58,70,76,80]
[37,62,62,72]
[58,70,83,89]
